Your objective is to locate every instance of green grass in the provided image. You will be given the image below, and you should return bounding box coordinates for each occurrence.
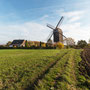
[35,49,76,90]
[35,49,90,90]
[0,49,68,89]
[0,49,89,90]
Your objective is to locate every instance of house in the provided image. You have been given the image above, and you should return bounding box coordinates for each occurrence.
[9,40,26,47]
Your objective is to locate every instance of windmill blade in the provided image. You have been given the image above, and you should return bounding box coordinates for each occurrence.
[47,31,53,41]
[47,24,55,30]
[56,16,64,29]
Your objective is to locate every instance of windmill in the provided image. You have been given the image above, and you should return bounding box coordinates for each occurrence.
[47,16,66,44]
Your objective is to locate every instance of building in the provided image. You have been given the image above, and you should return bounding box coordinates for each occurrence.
[9,40,26,47]
[54,28,63,43]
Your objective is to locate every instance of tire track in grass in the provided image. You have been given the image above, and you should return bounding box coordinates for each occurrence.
[66,50,77,90]
[52,50,74,90]
[69,50,77,90]
[26,50,69,90]
[34,50,71,90]
[55,49,77,90]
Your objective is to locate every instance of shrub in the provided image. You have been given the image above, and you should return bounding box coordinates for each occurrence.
[42,43,46,47]
[77,40,87,48]
[56,42,64,49]
[25,40,28,47]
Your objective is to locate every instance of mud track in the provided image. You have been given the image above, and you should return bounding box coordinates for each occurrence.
[80,47,90,76]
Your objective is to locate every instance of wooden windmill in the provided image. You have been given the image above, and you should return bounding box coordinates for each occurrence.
[47,16,66,44]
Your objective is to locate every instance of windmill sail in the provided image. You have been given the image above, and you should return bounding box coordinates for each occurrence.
[56,16,64,29]
[47,24,55,30]
[47,31,53,42]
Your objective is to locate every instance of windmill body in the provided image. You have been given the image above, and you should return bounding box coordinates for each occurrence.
[53,28,63,43]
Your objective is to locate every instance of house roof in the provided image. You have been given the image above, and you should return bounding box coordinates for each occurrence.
[11,40,25,45]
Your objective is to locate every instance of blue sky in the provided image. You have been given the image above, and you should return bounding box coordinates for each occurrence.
[0,0,90,44]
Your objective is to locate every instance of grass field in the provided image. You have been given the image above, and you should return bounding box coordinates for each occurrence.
[0,49,89,90]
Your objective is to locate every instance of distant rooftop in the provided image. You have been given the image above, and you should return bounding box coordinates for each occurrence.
[11,40,25,45]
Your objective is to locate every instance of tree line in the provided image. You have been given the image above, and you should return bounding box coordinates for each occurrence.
[0,40,89,49]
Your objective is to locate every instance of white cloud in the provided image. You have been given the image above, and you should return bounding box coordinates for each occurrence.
[62,22,90,43]
[61,11,84,18]
[0,22,51,44]
[69,16,80,22]
[40,15,49,20]
[56,10,85,23]
[64,11,85,23]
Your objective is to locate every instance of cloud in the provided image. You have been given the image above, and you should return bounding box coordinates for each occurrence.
[56,10,85,23]
[62,22,90,43]
[40,15,49,20]
[0,22,51,44]
[69,16,80,22]
[61,11,84,18]
[64,11,85,22]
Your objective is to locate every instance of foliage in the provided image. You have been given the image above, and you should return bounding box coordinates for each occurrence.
[25,40,28,47]
[64,37,75,46]
[88,39,90,44]
[6,41,12,46]
[42,43,46,47]
[56,42,64,49]
[40,41,42,48]
[77,40,87,48]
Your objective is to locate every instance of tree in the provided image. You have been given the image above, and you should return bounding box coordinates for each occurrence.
[46,43,48,48]
[64,37,75,46]
[25,40,28,47]
[6,41,12,47]
[40,41,42,48]
[57,42,64,49]
[42,43,46,47]
[88,39,90,44]
[47,39,52,44]
[77,40,87,48]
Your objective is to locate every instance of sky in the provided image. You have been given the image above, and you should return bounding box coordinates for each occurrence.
[0,0,90,44]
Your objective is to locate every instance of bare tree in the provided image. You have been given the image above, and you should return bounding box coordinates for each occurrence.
[88,39,90,44]
[64,37,75,46]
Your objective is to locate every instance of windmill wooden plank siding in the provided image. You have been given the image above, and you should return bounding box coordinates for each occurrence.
[54,28,63,43]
